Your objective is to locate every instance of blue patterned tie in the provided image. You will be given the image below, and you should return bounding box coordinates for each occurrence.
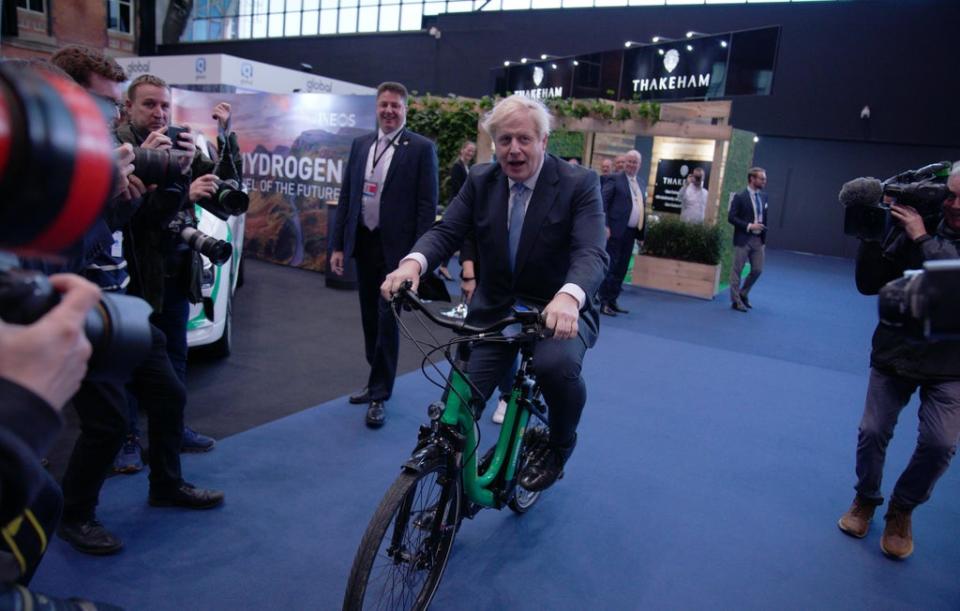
[753,192,763,224]
[508,182,528,272]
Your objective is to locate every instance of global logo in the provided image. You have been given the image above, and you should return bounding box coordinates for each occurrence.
[195,57,206,74]
[680,164,689,177]
[241,62,254,79]
[532,66,544,87]
[663,49,680,73]
[125,60,151,76]
[306,79,333,93]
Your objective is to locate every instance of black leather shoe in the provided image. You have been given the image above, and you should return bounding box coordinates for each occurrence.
[600,303,618,317]
[57,518,123,555]
[366,400,386,428]
[731,302,748,313]
[349,387,371,404]
[609,300,629,314]
[740,294,752,308]
[149,482,225,509]
[519,437,576,492]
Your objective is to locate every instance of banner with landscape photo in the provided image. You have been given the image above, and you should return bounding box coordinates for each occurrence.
[174,90,376,271]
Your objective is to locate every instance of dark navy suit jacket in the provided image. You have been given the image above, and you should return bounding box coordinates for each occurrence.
[601,172,648,241]
[331,128,438,270]
[411,154,609,348]
[728,188,769,246]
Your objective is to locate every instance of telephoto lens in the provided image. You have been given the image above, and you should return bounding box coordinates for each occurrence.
[198,178,250,220]
[180,226,233,265]
[0,268,152,382]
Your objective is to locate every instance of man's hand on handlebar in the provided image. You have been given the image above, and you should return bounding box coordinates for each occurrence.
[381,259,422,300]
[542,292,580,340]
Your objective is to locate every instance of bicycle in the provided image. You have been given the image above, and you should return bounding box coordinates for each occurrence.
[343,282,553,611]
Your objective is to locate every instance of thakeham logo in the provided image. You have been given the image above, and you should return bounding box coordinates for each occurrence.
[663,49,680,73]
[532,66,544,87]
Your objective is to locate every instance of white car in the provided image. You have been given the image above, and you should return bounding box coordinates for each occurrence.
[186,204,245,357]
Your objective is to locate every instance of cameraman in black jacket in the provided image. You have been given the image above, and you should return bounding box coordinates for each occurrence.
[838,163,960,560]
[116,74,243,453]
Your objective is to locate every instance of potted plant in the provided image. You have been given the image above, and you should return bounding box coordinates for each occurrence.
[631,215,722,299]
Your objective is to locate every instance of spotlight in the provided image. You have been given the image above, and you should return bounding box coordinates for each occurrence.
[753,136,760,143]
[624,40,643,48]
[657,49,665,56]
[651,35,675,43]
[504,60,511,67]
[428,26,441,39]
[572,60,579,66]
[685,31,708,38]
[520,57,528,64]
[551,63,558,70]
[540,53,559,60]
[685,44,693,52]
[299,62,314,73]
[720,40,728,48]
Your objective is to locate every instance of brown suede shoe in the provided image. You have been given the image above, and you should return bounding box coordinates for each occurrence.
[837,495,877,538]
[880,505,914,560]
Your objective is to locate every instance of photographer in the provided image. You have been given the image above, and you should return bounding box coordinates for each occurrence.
[46,48,224,556]
[116,75,243,453]
[837,163,960,560]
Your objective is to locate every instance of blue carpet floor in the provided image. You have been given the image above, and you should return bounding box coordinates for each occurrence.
[33,251,960,610]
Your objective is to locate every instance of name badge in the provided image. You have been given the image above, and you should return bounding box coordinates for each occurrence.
[363,180,379,199]
[111,231,123,258]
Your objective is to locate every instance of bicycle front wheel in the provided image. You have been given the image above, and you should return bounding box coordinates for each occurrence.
[343,457,462,611]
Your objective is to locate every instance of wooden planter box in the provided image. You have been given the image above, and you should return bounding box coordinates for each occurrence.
[630,254,720,300]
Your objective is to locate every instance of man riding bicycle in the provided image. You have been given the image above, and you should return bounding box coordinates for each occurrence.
[381,94,609,492]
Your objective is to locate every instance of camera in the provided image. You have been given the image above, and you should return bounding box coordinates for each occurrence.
[198,178,249,221]
[179,226,233,265]
[0,64,152,379]
[839,162,951,241]
[878,260,960,340]
[0,264,152,382]
[0,63,116,252]
[130,146,193,188]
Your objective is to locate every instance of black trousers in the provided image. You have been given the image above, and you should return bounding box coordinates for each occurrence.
[61,324,185,521]
[464,333,588,447]
[598,227,639,304]
[354,226,399,401]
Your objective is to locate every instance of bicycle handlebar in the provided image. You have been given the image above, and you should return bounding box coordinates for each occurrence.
[392,280,544,337]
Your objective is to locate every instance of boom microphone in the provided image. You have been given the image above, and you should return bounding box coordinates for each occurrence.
[839,177,883,208]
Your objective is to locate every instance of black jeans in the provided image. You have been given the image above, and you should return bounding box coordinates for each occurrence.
[62,324,185,520]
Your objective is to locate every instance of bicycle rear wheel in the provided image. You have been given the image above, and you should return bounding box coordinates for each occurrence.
[343,457,462,611]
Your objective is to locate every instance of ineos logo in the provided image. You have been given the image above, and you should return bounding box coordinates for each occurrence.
[125,60,151,76]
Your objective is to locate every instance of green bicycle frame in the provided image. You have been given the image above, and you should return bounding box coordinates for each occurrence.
[440,368,530,508]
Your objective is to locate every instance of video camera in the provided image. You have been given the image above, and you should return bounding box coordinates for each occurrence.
[878,260,960,340]
[839,162,951,242]
[0,63,152,381]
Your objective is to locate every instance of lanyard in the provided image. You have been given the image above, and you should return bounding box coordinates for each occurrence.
[370,129,404,177]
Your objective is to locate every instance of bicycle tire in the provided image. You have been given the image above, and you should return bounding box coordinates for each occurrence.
[343,457,462,611]
[507,425,549,514]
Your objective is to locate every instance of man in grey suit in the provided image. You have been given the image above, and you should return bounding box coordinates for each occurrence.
[727,167,769,312]
[330,82,439,428]
[381,95,608,492]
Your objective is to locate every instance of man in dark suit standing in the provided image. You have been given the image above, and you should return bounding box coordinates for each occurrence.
[598,149,646,316]
[330,82,439,428]
[381,95,608,492]
[727,167,768,312]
